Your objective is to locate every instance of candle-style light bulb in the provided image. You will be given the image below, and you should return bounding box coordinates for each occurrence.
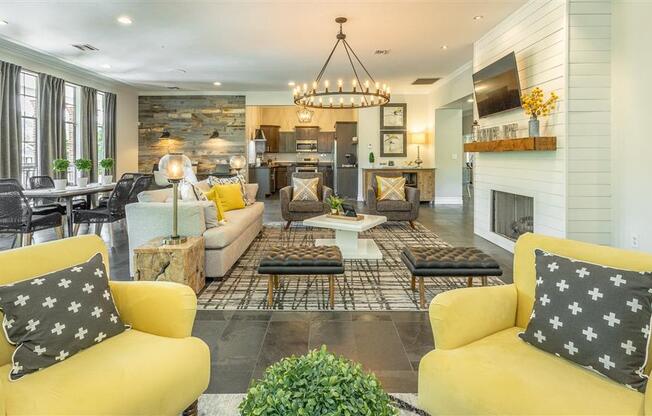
[375,82,380,90]
[312,81,317,90]
[382,83,387,91]
[352,79,357,86]
[337,79,343,87]
[387,86,391,94]
[303,83,308,92]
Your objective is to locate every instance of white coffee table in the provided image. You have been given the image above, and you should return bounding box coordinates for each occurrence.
[303,214,387,260]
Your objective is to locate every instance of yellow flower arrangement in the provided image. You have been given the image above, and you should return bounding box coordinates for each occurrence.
[521,87,558,119]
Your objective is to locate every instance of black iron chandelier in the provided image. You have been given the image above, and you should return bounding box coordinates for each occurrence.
[293,17,390,109]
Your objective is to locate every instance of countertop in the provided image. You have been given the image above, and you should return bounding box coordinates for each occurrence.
[362,166,435,170]
[249,162,335,168]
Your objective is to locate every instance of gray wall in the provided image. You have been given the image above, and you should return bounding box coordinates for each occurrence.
[138,95,246,173]
[434,108,463,204]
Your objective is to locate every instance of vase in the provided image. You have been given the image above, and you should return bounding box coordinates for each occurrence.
[101,175,113,185]
[528,117,540,137]
[77,175,88,188]
[54,179,67,190]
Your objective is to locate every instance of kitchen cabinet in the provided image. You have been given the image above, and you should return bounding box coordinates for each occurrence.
[318,132,335,153]
[279,132,296,153]
[336,167,358,199]
[260,125,280,153]
[294,126,320,142]
[275,166,289,189]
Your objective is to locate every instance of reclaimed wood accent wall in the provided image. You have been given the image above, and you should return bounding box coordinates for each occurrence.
[138,95,246,174]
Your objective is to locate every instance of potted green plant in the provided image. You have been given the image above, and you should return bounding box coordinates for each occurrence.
[100,158,114,184]
[325,194,344,215]
[74,158,93,187]
[52,159,70,190]
[369,151,375,166]
[239,346,398,415]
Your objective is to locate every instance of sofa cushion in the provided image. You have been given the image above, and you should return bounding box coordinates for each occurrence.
[1,329,209,415]
[0,253,127,380]
[137,188,172,203]
[288,200,324,213]
[376,200,411,212]
[418,327,644,416]
[519,250,652,392]
[203,202,264,249]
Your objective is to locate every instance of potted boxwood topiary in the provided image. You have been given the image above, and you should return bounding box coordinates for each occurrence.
[52,159,70,190]
[100,158,114,185]
[325,194,344,215]
[74,158,93,187]
[239,346,398,415]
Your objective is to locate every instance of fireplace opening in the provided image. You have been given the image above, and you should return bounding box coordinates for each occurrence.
[492,191,534,241]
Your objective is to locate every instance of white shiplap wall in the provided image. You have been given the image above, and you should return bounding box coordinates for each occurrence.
[473,0,568,251]
[566,0,611,245]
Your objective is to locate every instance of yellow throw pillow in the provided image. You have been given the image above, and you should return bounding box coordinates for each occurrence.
[204,188,226,221]
[212,183,246,212]
[376,176,407,201]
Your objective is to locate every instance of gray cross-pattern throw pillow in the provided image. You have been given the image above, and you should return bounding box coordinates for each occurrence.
[0,253,127,380]
[519,249,652,392]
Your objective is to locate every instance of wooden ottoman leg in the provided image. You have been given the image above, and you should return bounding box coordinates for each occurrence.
[410,275,416,291]
[182,399,198,416]
[419,277,425,309]
[267,275,274,307]
[466,277,473,287]
[482,276,488,286]
[329,275,335,309]
[274,275,279,288]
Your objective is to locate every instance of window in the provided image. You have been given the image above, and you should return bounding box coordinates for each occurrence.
[19,71,38,186]
[64,83,79,183]
[97,91,105,170]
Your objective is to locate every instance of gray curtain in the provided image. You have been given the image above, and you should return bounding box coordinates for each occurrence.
[0,61,23,181]
[37,74,66,178]
[104,92,117,174]
[80,86,97,181]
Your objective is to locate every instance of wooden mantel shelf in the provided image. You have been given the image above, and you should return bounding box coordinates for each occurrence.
[464,137,556,153]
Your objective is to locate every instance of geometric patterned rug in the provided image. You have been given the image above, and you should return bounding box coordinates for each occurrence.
[197,221,503,311]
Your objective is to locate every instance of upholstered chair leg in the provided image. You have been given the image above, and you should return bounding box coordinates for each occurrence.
[409,220,416,229]
[267,275,274,307]
[273,275,279,289]
[329,275,335,309]
[108,222,115,248]
[182,399,198,416]
[419,276,425,309]
[410,275,416,291]
[54,226,64,239]
[466,277,473,287]
[284,221,292,230]
[95,223,103,236]
[15,233,22,248]
[23,232,32,246]
[73,223,81,236]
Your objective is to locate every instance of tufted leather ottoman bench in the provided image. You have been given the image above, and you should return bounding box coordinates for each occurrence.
[258,246,345,308]
[400,246,502,308]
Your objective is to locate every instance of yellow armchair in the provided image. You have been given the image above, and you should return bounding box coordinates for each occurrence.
[418,233,652,415]
[0,235,210,415]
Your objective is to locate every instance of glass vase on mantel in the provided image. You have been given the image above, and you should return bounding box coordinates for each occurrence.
[528,117,540,137]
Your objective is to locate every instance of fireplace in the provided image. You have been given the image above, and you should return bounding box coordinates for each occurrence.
[492,191,534,241]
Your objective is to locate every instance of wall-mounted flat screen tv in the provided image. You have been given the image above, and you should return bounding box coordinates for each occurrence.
[473,52,522,118]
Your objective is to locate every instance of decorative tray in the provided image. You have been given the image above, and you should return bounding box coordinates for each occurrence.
[326,214,364,221]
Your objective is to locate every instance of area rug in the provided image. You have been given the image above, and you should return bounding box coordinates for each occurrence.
[199,393,427,415]
[197,221,503,311]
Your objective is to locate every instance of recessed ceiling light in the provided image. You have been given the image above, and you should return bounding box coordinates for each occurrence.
[473,15,484,21]
[441,45,448,50]
[213,81,222,86]
[467,98,475,103]
[0,20,8,26]
[101,64,112,69]
[117,16,133,25]
[288,81,296,87]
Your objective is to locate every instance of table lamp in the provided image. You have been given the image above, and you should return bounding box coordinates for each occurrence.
[158,153,190,245]
[229,155,247,174]
[411,132,426,168]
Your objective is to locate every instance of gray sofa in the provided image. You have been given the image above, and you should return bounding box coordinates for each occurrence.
[280,172,332,229]
[366,172,420,228]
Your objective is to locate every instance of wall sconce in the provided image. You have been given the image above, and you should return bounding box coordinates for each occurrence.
[209,130,220,139]
[159,130,171,139]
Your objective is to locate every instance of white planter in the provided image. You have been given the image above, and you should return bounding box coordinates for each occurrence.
[54,179,67,190]
[77,176,89,188]
[101,175,113,185]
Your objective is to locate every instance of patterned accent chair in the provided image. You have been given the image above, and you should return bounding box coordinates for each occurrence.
[280,172,332,229]
[366,172,420,228]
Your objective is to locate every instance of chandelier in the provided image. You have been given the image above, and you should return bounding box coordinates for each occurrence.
[297,106,314,123]
[293,17,390,109]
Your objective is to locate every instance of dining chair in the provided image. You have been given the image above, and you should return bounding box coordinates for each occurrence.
[28,175,88,211]
[98,173,148,208]
[72,178,134,247]
[0,182,64,247]
[0,178,62,216]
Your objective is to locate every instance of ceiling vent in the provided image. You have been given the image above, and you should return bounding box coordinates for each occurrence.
[71,44,99,52]
[167,86,181,90]
[412,78,440,85]
[374,49,390,55]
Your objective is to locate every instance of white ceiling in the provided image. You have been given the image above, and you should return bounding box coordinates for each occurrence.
[0,1,525,93]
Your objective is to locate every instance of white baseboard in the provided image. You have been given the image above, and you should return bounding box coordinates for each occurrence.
[434,197,463,205]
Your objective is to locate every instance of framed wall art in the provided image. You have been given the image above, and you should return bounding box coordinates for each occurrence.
[380,130,407,157]
[380,103,407,129]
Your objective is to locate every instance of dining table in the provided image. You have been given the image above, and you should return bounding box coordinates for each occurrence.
[22,182,116,237]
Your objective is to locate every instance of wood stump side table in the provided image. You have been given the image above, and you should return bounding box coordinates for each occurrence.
[133,236,205,294]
